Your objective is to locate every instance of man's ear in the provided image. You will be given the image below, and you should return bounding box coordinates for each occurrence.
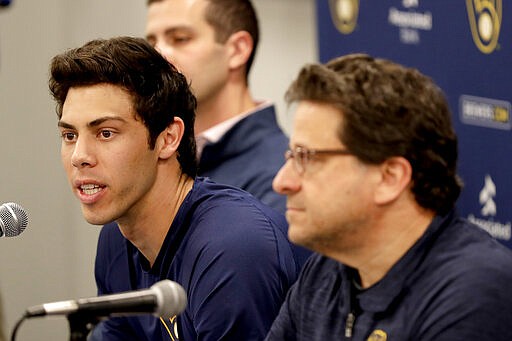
[226,31,253,71]
[374,156,412,205]
[157,117,185,160]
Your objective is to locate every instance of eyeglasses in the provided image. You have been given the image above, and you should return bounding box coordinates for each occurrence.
[284,146,353,174]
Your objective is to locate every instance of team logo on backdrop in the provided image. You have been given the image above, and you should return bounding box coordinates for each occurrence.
[328,0,359,34]
[468,174,511,241]
[466,0,502,53]
[387,0,432,45]
[479,174,497,216]
[459,95,511,130]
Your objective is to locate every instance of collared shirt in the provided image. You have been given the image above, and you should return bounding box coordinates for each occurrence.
[196,101,273,158]
[196,102,291,214]
[265,210,512,341]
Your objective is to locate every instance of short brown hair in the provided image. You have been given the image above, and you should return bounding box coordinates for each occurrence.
[286,54,463,216]
[148,0,259,78]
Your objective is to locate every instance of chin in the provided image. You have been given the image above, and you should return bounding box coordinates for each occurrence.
[84,217,109,226]
[82,209,111,226]
[288,225,309,247]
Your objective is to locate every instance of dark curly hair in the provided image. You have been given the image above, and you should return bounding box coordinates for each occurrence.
[49,36,197,177]
[285,53,463,216]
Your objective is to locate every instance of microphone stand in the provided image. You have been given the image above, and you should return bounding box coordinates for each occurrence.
[67,312,100,341]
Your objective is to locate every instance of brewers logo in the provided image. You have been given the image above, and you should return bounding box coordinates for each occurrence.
[367,329,388,340]
[479,174,497,217]
[328,0,359,34]
[466,0,502,53]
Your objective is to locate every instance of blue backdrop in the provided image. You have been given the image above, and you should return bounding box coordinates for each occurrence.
[316,0,511,248]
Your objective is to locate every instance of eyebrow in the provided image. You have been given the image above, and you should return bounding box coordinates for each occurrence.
[146,26,193,40]
[57,116,128,129]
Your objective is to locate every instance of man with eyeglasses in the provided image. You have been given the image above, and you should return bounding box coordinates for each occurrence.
[265,54,512,340]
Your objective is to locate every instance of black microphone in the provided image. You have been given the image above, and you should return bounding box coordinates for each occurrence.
[25,280,187,319]
[0,202,28,237]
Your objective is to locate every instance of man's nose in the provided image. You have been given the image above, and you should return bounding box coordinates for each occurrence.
[273,160,301,195]
[154,41,175,64]
[71,137,96,168]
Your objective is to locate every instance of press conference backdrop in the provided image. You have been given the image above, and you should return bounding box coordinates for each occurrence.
[316,0,511,249]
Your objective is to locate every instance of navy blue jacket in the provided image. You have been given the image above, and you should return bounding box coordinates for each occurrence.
[265,211,512,341]
[199,105,287,213]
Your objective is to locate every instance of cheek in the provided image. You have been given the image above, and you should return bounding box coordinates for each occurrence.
[119,145,159,178]
[169,52,189,74]
[174,44,210,72]
[60,147,73,169]
[196,45,228,74]
[305,180,357,221]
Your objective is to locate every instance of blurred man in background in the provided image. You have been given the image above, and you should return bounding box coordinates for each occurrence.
[266,54,512,340]
[146,0,288,213]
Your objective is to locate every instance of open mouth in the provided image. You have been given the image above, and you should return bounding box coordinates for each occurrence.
[80,184,105,195]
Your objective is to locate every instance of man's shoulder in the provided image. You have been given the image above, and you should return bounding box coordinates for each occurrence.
[406,216,512,304]
[432,215,512,270]
[181,179,297,274]
[188,178,285,223]
[98,222,125,246]
[229,104,288,145]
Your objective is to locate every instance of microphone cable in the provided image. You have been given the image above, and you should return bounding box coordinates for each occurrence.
[10,312,28,341]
